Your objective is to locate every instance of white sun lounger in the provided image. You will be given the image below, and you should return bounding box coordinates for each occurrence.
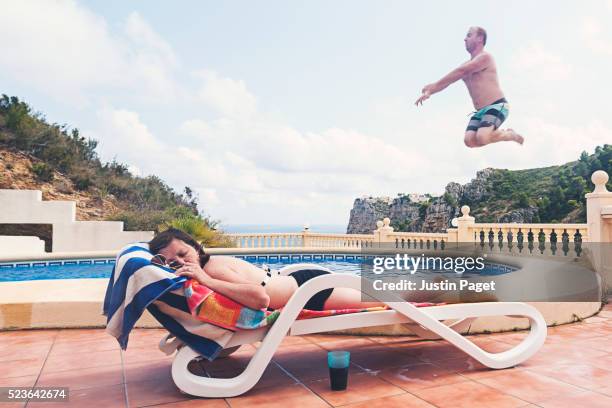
[158,267,547,398]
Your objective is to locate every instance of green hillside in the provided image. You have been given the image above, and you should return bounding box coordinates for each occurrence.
[0,94,230,246]
[465,146,612,223]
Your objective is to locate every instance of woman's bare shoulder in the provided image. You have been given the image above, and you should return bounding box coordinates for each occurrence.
[207,255,252,267]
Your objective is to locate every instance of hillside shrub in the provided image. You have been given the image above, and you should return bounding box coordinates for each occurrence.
[31,162,54,182]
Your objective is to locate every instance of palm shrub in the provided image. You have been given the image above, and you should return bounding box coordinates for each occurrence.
[158,215,235,248]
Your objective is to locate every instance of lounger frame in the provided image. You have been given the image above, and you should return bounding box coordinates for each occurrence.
[160,273,547,397]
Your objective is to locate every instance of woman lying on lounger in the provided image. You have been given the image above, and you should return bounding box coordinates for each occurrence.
[149,228,384,311]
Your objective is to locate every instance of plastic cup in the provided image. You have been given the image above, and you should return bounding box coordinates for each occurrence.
[327,351,350,391]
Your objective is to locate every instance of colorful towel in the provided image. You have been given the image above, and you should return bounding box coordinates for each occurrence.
[185,278,440,330]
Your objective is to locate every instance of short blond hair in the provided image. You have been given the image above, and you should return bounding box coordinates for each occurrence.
[475,26,487,45]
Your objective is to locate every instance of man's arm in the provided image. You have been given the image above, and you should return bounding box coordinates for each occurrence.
[415,53,491,105]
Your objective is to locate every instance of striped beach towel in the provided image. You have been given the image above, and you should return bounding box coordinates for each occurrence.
[185,278,442,330]
[103,243,233,361]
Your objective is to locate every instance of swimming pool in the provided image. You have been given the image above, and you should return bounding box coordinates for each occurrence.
[0,254,516,282]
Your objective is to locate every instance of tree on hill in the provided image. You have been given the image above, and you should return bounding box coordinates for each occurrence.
[0,94,225,239]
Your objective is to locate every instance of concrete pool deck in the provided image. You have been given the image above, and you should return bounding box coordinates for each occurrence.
[0,301,611,407]
[0,278,602,332]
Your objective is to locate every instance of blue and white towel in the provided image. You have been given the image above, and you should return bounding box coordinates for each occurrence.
[103,243,234,361]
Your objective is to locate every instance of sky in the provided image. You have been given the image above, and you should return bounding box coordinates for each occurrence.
[1,0,612,227]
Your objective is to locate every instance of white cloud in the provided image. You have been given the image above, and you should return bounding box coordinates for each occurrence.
[4,2,608,225]
[92,107,164,169]
[196,70,257,118]
[0,0,123,100]
[0,1,180,104]
[582,17,612,56]
[511,43,573,81]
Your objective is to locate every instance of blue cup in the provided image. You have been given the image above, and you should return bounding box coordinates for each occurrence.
[327,351,350,391]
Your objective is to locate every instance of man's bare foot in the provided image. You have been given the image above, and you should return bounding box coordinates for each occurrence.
[507,128,524,145]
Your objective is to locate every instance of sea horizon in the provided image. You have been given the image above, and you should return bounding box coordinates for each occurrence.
[222,224,347,234]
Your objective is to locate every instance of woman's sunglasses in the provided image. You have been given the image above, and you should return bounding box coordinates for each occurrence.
[151,254,182,271]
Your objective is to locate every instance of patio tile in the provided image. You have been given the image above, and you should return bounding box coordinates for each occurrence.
[302,333,364,344]
[124,359,173,383]
[123,329,169,348]
[367,335,419,344]
[279,335,312,346]
[315,337,377,351]
[588,324,612,336]
[27,383,127,408]
[340,392,436,407]
[0,333,55,348]
[377,363,467,391]
[393,340,469,362]
[546,326,606,340]
[272,343,364,381]
[468,337,515,353]
[198,347,257,374]
[0,357,45,378]
[36,363,123,391]
[431,357,525,380]
[349,345,423,370]
[43,349,121,373]
[0,402,25,408]
[126,378,191,407]
[525,363,612,390]
[0,330,58,343]
[582,316,609,324]
[517,344,608,368]
[575,353,612,371]
[596,386,612,396]
[483,331,531,344]
[207,363,297,392]
[121,345,174,365]
[53,329,111,343]
[475,370,585,403]
[411,380,526,408]
[276,358,364,382]
[0,375,37,388]
[537,390,612,407]
[150,399,229,407]
[0,374,37,406]
[596,310,612,318]
[544,333,605,346]
[227,383,328,408]
[49,337,119,355]
[0,343,51,362]
[305,372,404,406]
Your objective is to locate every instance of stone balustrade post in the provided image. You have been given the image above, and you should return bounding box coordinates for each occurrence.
[302,225,311,248]
[375,217,395,245]
[457,205,476,242]
[586,171,612,243]
[373,220,384,247]
[585,170,612,295]
[447,228,458,243]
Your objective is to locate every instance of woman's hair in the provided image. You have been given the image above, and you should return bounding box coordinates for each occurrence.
[149,228,210,267]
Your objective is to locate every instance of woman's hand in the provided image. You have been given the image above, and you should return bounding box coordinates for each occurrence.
[177,262,270,309]
[176,262,211,285]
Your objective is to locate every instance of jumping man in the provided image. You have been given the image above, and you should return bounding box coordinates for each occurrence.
[415,26,523,148]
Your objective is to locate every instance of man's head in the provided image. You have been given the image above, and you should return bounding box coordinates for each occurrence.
[465,26,487,52]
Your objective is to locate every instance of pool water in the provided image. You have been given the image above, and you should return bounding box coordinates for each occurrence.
[0,257,515,282]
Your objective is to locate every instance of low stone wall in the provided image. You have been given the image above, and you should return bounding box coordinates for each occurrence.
[0,236,45,256]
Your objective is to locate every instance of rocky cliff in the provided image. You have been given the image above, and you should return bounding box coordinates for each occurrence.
[347,167,541,234]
